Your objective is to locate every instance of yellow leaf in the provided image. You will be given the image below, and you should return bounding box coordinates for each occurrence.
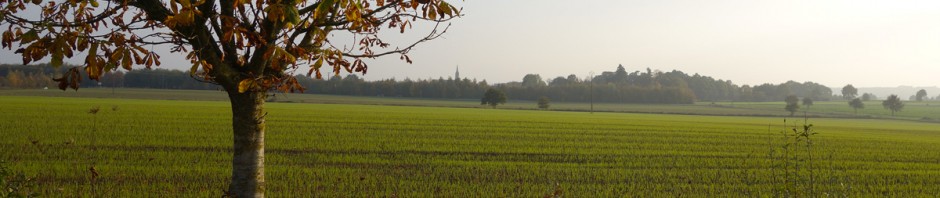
[313,57,323,70]
[189,61,199,75]
[51,49,63,67]
[238,78,253,93]
[440,2,452,16]
[121,49,133,70]
[89,42,99,57]
[170,0,179,13]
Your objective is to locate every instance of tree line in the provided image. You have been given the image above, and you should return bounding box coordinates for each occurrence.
[0,64,215,90]
[6,63,923,104]
[295,74,490,99]
[495,65,835,104]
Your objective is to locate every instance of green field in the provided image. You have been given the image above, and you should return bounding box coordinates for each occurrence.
[2,91,940,196]
[5,88,939,121]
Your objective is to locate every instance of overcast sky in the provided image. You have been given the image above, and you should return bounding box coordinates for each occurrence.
[2,0,939,87]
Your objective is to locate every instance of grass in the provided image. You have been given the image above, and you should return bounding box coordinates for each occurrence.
[5,88,939,121]
[1,94,939,196]
[724,100,940,121]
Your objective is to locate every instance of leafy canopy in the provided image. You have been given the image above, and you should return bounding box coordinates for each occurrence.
[882,94,904,115]
[481,88,506,108]
[915,89,927,101]
[784,95,800,115]
[841,84,857,99]
[537,96,549,109]
[801,97,813,107]
[1,0,460,92]
[849,98,864,110]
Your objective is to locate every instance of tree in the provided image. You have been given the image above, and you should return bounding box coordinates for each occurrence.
[521,74,546,87]
[4,70,22,88]
[785,95,800,116]
[802,97,813,109]
[849,98,864,116]
[915,89,928,101]
[861,93,875,101]
[882,95,904,117]
[841,84,858,100]
[1,0,461,197]
[566,74,579,83]
[481,88,507,108]
[537,96,550,109]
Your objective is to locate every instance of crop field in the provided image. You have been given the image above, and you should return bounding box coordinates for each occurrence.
[2,95,940,196]
[6,88,940,121]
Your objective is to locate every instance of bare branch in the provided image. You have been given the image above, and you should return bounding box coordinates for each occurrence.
[3,6,122,27]
[341,22,450,58]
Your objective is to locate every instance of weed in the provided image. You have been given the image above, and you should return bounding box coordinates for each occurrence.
[0,161,39,198]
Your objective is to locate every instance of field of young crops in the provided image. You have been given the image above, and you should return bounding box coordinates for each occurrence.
[6,88,940,121]
[2,95,940,196]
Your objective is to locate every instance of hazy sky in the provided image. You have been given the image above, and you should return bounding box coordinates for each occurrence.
[3,0,939,87]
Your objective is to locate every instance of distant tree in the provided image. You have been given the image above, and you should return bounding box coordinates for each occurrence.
[802,97,814,109]
[537,96,551,110]
[882,95,904,117]
[481,88,507,108]
[915,89,928,101]
[785,95,800,116]
[549,77,569,87]
[5,70,22,88]
[861,93,875,101]
[566,74,580,83]
[809,88,824,101]
[521,74,546,87]
[849,98,865,116]
[614,64,628,82]
[841,84,858,100]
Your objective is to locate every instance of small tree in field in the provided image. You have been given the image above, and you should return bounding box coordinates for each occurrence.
[802,97,813,109]
[915,89,928,101]
[785,95,800,116]
[841,84,858,100]
[481,88,506,108]
[0,0,461,196]
[537,96,550,110]
[848,98,864,116]
[882,94,904,117]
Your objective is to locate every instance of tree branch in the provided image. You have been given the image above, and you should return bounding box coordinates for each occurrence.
[3,6,121,28]
[341,22,450,58]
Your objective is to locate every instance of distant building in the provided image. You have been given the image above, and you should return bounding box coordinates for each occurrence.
[455,65,460,80]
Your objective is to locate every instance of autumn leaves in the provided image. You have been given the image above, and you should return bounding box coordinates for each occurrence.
[1,0,460,93]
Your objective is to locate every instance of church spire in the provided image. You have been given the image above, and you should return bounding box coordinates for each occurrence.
[455,65,460,80]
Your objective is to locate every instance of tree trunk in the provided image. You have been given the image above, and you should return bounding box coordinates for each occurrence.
[227,90,266,198]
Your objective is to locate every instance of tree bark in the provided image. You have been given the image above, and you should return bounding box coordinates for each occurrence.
[227,90,266,198]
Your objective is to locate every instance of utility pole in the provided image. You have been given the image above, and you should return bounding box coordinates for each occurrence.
[589,71,594,114]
